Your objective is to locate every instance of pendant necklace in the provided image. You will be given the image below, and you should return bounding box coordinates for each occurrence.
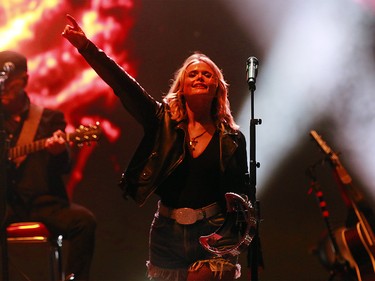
[189,130,207,151]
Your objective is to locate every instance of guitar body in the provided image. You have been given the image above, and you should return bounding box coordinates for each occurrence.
[336,224,375,281]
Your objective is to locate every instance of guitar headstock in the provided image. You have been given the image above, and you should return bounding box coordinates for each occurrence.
[310,130,333,156]
[310,129,352,185]
[68,122,102,146]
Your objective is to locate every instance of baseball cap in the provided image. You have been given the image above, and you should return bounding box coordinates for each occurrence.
[0,51,28,76]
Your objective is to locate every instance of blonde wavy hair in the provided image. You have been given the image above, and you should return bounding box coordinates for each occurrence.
[163,52,239,131]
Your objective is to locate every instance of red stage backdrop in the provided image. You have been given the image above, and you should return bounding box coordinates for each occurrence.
[1,0,140,197]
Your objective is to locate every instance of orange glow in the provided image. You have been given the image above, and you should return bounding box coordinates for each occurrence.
[8,223,42,230]
[0,0,63,49]
[1,0,138,193]
[7,237,47,241]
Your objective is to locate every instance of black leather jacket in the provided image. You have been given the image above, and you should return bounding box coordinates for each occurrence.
[80,41,250,207]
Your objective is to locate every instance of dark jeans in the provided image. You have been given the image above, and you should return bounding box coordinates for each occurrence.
[147,207,240,281]
[149,213,222,269]
[5,195,97,281]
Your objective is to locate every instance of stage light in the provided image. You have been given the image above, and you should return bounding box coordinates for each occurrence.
[222,0,375,201]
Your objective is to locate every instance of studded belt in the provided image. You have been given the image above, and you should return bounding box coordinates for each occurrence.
[157,201,221,225]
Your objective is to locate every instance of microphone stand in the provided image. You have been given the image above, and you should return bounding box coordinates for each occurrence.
[0,73,10,281]
[305,165,351,281]
[246,57,262,281]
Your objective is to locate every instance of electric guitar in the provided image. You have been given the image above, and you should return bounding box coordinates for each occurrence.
[8,123,101,160]
[310,130,375,281]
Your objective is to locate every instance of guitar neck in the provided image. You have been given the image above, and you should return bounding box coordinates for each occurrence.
[8,123,101,161]
[8,138,49,160]
[310,130,375,245]
[310,130,362,201]
[310,130,352,184]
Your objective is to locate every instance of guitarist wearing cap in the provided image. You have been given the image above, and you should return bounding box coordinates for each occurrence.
[0,50,96,281]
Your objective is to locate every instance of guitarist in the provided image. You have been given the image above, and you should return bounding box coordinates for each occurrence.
[0,51,96,281]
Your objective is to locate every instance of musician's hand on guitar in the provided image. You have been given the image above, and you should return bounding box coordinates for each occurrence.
[62,14,89,50]
[45,130,67,155]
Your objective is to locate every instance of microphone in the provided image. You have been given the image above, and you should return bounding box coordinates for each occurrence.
[0,62,15,92]
[246,56,259,87]
[2,62,15,74]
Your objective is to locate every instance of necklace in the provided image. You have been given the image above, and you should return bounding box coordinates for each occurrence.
[188,130,207,151]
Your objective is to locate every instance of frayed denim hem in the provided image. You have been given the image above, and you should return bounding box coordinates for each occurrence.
[146,258,240,281]
[188,258,241,280]
[146,261,188,281]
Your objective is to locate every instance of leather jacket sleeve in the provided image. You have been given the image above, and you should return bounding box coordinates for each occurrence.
[78,41,162,129]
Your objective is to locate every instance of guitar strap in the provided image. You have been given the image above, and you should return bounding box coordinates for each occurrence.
[13,104,44,166]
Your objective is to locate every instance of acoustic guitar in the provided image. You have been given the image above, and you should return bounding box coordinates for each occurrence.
[310,130,375,281]
[8,122,101,160]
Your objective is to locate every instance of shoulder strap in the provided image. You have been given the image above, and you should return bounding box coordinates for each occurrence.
[16,104,44,146]
[13,104,44,165]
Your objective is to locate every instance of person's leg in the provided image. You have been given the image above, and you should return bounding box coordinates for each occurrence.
[61,203,96,281]
[187,258,239,281]
[146,261,188,281]
[31,198,96,281]
[185,213,241,281]
[147,211,189,281]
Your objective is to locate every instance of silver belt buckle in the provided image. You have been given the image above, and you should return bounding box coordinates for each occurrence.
[174,208,197,225]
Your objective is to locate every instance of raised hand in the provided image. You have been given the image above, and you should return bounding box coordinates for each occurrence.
[62,14,89,50]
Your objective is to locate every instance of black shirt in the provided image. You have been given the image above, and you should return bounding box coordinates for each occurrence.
[156,131,221,209]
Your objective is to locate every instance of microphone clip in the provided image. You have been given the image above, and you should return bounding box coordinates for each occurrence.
[0,72,10,95]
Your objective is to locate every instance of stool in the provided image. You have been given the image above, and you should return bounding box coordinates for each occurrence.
[6,222,64,281]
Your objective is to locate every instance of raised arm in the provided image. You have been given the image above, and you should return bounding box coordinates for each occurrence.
[62,14,89,51]
[62,15,161,127]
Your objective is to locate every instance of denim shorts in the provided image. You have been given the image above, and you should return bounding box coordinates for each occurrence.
[148,208,228,269]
